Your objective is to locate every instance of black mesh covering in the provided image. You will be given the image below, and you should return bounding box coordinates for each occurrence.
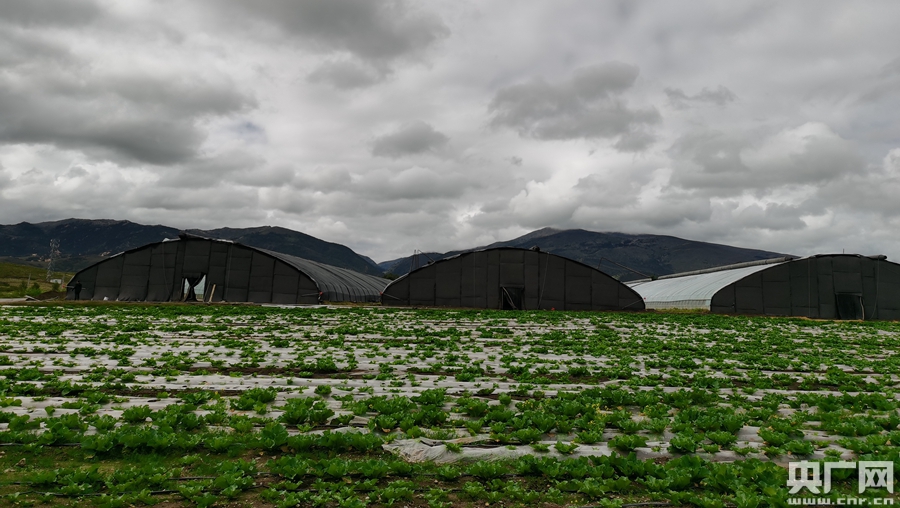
[381,247,645,311]
[257,248,388,303]
[66,235,387,304]
[708,254,900,320]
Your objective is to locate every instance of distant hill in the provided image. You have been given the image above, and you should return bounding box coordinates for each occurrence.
[0,219,383,275]
[186,226,380,275]
[379,227,790,281]
[0,261,74,299]
[379,252,444,275]
[1,220,792,281]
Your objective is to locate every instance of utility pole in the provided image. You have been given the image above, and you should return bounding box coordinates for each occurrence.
[410,250,435,272]
[46,239,60,282]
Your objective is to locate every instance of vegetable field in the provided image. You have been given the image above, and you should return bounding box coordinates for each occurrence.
[1,303,898,507]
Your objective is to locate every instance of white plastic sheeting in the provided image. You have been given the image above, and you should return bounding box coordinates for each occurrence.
[627,264,776,310]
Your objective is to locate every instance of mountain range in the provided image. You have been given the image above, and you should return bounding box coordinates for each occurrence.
[0,219,383,275]
[1,219,789,280]
[378,227,789,281]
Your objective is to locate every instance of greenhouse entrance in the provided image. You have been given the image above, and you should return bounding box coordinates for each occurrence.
[500,286,524,310]
[182,274,207,302]
[835,293,864,320]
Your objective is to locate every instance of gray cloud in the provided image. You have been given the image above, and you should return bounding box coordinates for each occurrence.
[804,148,900,218]
[879,56,900,77]
[293,170,353,194]
[212,0,449,61]
[734,203,806,231]
[230,122,267,145]
[0,26,255,165]
[17,168,45,183]
[155,152,266,188]
[669,123,863,196]
[270,163,478,225]
[308,59,386,89]
[575,174,714,230]
[0,29,75,68]
[372,121,449,158]
[0,93,197,165]
[639,195,712,229]
[488,62,661,150]
[352,166,472,202]
[857,56,900,109]
[131,186,259,212]
[60,166,89,180]
[0,165,10,190]
[370,172,466,201]
[665,85,737,108]
[3,2,900,263]
[575,168,658,209]
[0,0,101,27]
[615,130,657,152]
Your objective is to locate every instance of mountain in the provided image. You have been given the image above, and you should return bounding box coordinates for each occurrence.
[379,252,444,276]
[0,219,181,272]
[185,226,380,275]
[0,220,792,280]
[0,219,383,275]
[379,227,790,281]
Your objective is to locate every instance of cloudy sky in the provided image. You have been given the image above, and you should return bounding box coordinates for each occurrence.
[2,1,899,263]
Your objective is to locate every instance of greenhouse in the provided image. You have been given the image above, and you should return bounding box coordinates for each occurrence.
[65,234,388,304]
[381,247,645,311]
[627,254,900,320]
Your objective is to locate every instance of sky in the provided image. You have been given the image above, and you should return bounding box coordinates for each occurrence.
[1,1,899,263]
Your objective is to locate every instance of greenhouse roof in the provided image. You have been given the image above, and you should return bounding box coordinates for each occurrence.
[259,247,388,301]
[626,257,792,309]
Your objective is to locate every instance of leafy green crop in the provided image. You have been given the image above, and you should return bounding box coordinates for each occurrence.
[1,303,898,506]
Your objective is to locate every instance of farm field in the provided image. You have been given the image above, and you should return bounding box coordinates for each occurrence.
[0,303,899,507]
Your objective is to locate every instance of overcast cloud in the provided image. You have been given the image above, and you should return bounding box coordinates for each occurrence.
[1,1,900,263]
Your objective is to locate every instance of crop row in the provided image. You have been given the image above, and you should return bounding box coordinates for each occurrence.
[1,303,899,506]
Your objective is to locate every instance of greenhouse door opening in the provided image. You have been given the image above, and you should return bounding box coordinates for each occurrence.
[835,293,864,320]
[501,286,524,310]
[182,274,206,302]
